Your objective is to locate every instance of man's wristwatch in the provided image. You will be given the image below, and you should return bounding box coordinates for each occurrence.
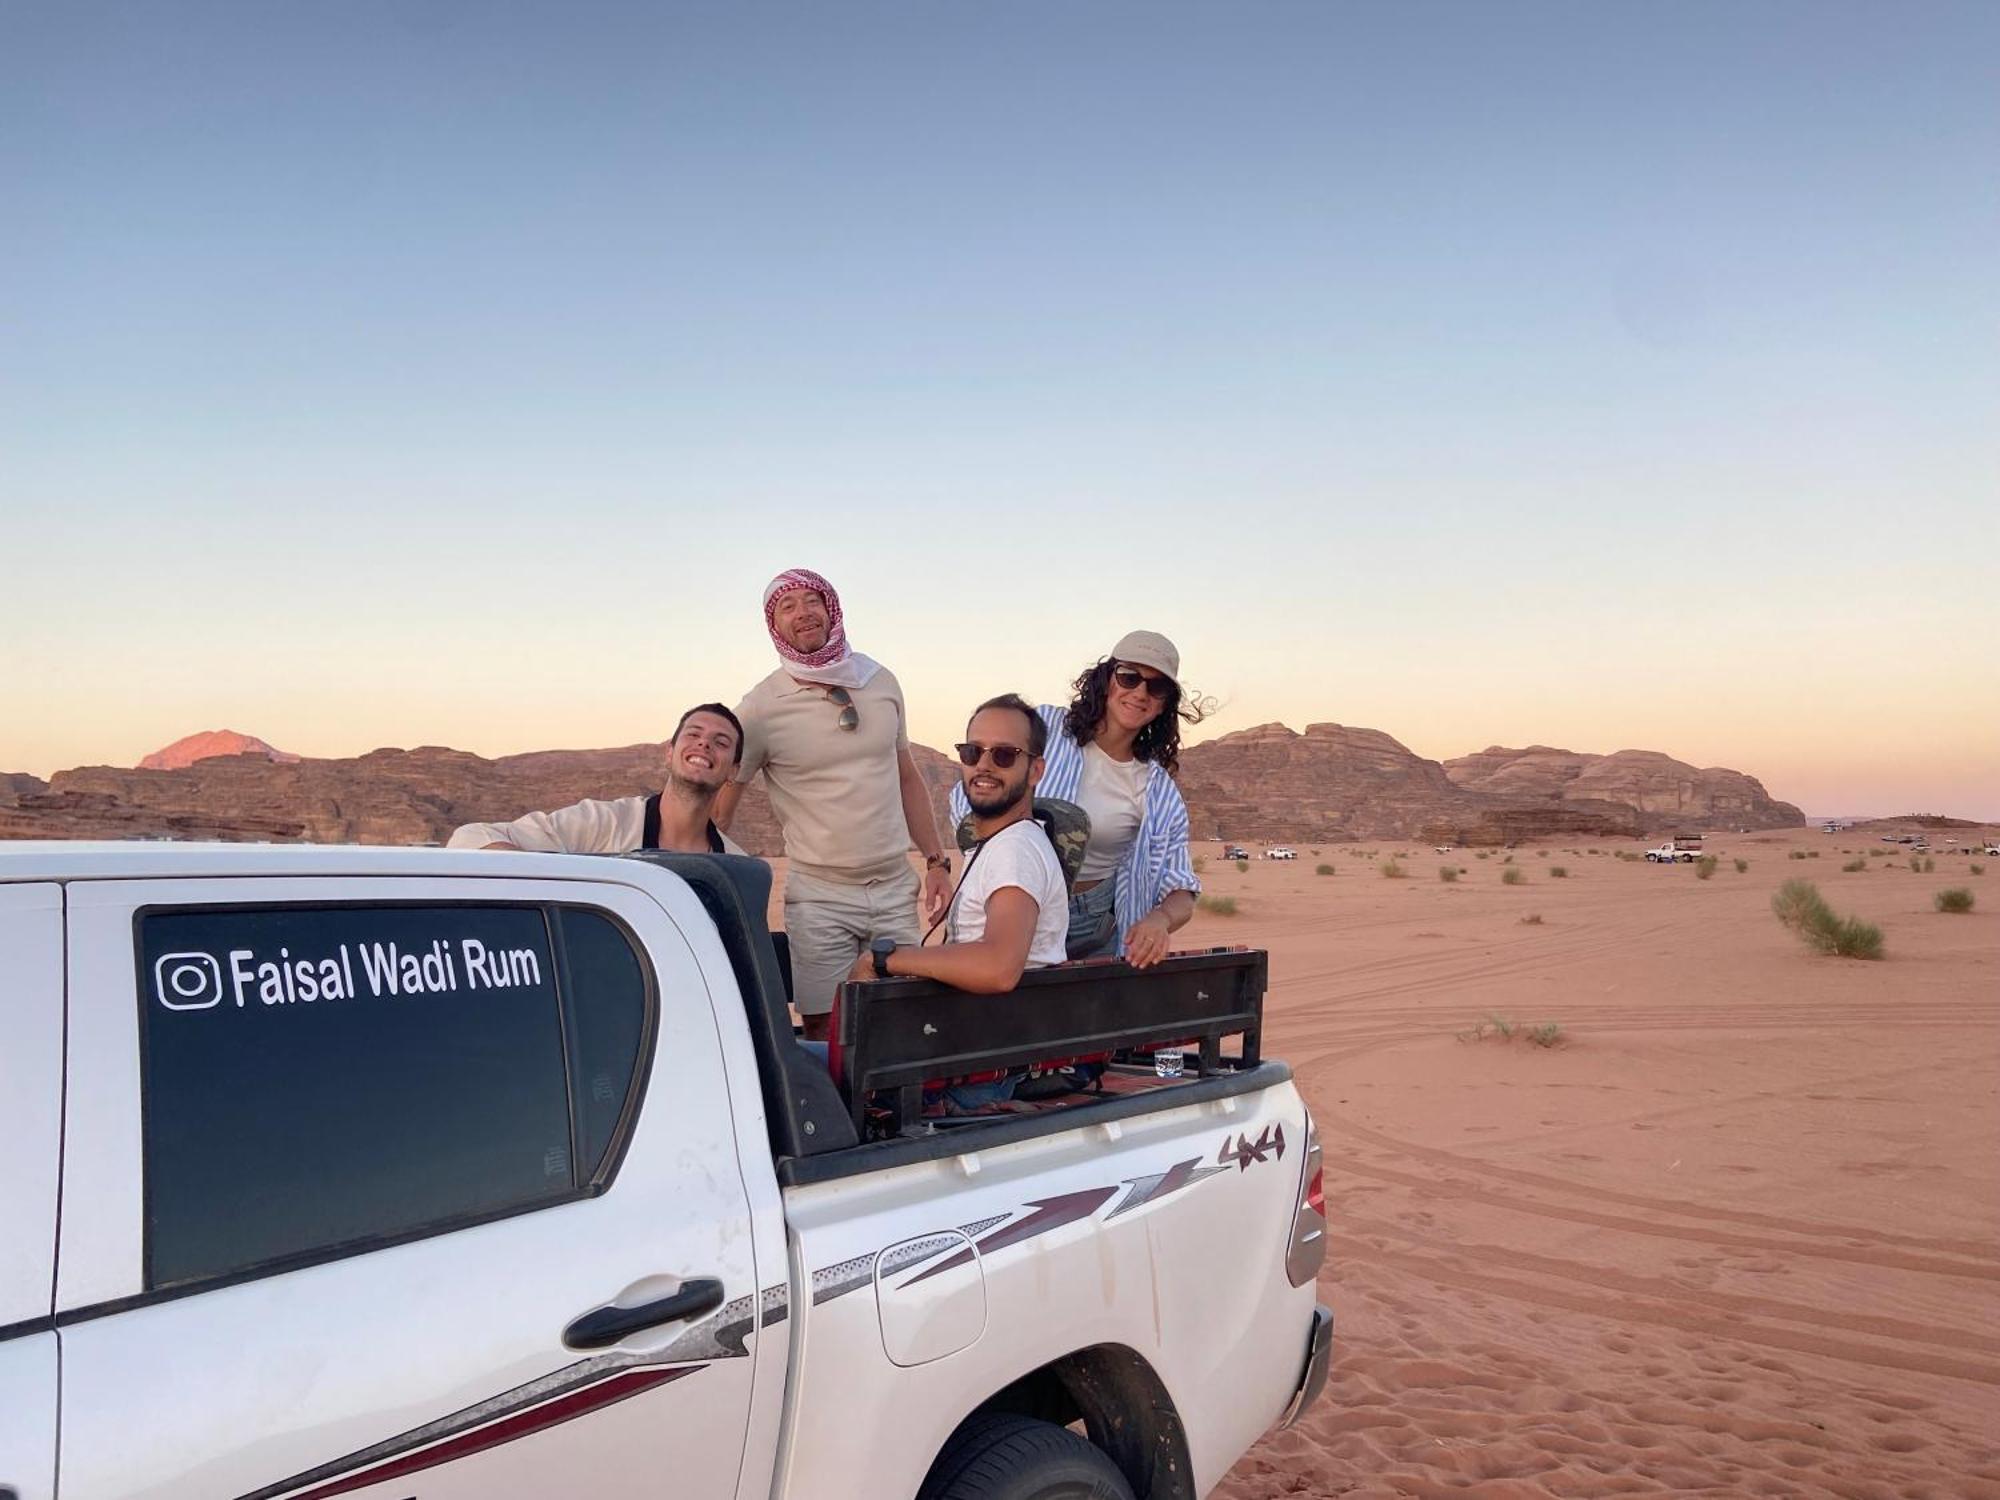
[870,936,899,979]
[924,853,950,872]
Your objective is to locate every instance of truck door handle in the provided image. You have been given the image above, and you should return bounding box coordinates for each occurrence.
[563,1277,726,1350]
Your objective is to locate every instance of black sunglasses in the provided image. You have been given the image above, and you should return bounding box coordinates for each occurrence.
[955,742,1031,769]
[826,685,859,731]
[1112,664,1173,699]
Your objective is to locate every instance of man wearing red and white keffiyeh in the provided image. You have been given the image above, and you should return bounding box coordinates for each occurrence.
[716,569,951,1039]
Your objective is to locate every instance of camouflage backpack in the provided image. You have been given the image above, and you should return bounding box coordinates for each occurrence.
[954,797,1091,894]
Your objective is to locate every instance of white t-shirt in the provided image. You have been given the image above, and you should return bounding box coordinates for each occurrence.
[949,819,1069,968]
[1074,742,1147,882]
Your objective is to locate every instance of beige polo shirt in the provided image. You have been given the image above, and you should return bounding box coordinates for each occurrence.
[734,666,913,884]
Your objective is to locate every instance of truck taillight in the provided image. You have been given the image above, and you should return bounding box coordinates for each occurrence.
[1285,1111,1326,1288]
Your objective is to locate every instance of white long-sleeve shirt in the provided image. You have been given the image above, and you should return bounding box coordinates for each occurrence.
[447,793,747,856]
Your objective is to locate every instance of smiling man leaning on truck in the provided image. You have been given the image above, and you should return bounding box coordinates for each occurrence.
[0,838,1332,1500]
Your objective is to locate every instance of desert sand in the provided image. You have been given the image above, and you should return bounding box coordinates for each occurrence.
[1196,828,2000,1499]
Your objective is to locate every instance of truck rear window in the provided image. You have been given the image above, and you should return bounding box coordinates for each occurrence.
[137,901,651,1290]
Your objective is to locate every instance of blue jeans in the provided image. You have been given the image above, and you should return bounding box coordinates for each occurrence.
[1067,880,1120,959]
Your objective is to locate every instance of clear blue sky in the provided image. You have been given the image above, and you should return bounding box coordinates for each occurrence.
[3,2,1995,815]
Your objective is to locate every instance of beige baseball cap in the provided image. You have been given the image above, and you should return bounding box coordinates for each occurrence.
[1110,630,1180,684]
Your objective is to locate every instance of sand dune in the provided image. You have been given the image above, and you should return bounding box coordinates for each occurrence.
[1205,829,1999,1498]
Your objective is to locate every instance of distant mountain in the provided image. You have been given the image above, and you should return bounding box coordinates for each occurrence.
[4,723,1805,848]
[1443,745,1804,832]
[139,729,299,771]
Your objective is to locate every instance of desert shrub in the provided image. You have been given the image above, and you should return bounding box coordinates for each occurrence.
[1808,850,1821,858]
[1235,859,1249,873]
[1935,888,1975,913]
[1380,859,1406,879]
[1734,858,1749,873]
[1550,865,1569,879]
[1923,856,1936,873]
[1501,867,1526,886]
[1502,854,1515,865]
[1437,865,1458,883]
[1192,855,1207,873]
[1519,913,1544,925]
[1458,1016,1562,1048]
[1869,848,1888,858]
[1841,857,1866,872]
[1314,862,1335,876]
[1310,848,1321,856]
[1772,879,1884,959]
[1695,856,1717,880]
[1475,851,1491,860]
[1822,914,1883,958]
[1197,895,1239,917]
[1972,863,1986,876]
[1788,850,1808,860]
[1537,849,1549,858]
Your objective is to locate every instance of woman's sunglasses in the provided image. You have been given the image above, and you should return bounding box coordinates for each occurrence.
[1112,664,1173,700]
[827,686,859,731]
[955,742,1031,769]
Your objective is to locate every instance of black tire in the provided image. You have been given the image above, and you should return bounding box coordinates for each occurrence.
[919,1413,1135,1500]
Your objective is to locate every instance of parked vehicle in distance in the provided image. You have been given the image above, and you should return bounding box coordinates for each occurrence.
[1222,844,1251,861]
[1,842,1332,1500]
[1432,845,1455,855]
[1264,847,1297,860]
[1645,842,1700,864]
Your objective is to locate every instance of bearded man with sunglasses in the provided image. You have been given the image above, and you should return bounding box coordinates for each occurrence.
[849,694,1067,996]
[715,568,951,1040]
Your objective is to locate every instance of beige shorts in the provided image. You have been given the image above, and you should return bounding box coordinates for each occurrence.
[784,863,923,1017]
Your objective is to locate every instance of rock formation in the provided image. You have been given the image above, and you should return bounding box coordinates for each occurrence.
[1,723,1802,848]
[139,729,299,771]
[1444,745,1803,832]
[0,772,49,804]
[1,741,965,855]
[1175,724,1660,844]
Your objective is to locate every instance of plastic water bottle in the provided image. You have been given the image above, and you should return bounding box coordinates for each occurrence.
[1154,1046,1186,1080]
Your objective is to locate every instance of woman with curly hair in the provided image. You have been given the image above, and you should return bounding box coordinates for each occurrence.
[953,630,1205,967]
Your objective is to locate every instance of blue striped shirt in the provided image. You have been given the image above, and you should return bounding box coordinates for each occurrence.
[951,704,1201,955]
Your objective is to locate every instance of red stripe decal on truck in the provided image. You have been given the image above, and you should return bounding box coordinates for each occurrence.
[282,1367,696,1500]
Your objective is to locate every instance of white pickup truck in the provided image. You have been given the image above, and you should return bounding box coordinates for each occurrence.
[1644,839,1703,864]
[0,842,1331,1500]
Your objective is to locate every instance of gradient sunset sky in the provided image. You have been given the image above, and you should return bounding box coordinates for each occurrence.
[4,2,1995,817]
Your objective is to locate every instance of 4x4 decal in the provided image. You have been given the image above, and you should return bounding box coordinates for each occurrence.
[1219,1122,1286,1172]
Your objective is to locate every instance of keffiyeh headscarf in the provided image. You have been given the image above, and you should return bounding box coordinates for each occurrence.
[762,568,883,691]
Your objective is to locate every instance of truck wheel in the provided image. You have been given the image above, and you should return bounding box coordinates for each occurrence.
[919,1413,1135,1500]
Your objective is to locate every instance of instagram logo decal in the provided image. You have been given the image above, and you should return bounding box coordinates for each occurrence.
[154,952,224,1010]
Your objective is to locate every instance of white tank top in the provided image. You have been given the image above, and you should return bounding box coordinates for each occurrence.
[1075,741,1147,882]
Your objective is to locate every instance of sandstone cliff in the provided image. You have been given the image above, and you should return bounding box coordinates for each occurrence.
[1175,724,1652,844]
[1444,745,1803,832]
[0,723,1800,848]
[0,742,964,856]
